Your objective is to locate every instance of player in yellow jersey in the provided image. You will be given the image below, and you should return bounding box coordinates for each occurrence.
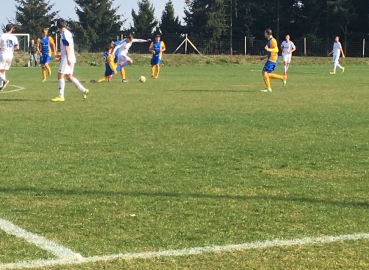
[260,28,286,93]
[90,46,117,83]
[36,28,55,82]
[149,34,166,79]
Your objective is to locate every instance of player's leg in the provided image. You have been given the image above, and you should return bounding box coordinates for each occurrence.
[45,56,51,75]
[154,59,161,78]
[40,56,47,82]
[0,57,11,90]
[261,68,272,92]
[65,66,89,100]
[331,56,338,74]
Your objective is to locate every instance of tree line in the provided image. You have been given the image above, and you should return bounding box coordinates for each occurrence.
[4,0,369,52]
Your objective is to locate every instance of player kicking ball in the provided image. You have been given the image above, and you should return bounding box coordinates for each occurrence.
[90,46,117,83]
[52,19,89,102]
[328,36,345,74]
[260,28,286,93]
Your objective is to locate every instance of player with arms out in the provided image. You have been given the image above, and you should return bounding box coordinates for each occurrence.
[52,19,89,102]
[0,24,19,91]
[91,45,117,83]
[260,28,286,93]
[328,36,345,74]
[112,34,151,82]
[149,34,166,79]
[37,28,56,82]
[280,34,296,75]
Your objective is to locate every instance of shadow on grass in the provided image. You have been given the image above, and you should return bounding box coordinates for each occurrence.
[164,90,257,93]
[0,99,49,102]
[0,187,368,209]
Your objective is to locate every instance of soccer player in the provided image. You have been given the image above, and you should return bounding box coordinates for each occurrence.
[149,34,166,79]
[328,36,345,74]
[112,34,151,82]
[260,28,286,93]
[280,35,296,75]
[51,19,89,102]
[91,45,117,83]
[37,28,56,82]
[111,36,121,73]
[0,24,19,91]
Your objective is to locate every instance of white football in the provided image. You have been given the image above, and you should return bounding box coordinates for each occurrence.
[139,76,146,83]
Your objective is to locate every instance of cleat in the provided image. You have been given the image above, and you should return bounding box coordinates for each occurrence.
[260,89,272,93]
[90,79,98,83]
[330,72,336,75]
[48,70,51,76]
[83,89,89,101]
[51,97,65,102]
[2,80,10,91]
[154,75,159,79]
[342,67,345,73]
[42,79,46,82]
[122,79,128,83]
[151,76,155,79]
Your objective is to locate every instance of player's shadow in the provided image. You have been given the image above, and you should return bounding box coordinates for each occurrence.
[180,90,256,93]
[0,99,49,102]
[0,187,368,209]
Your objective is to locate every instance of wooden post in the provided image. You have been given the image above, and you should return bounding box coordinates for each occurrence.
[185,34,188,54]
[244,36,247,55]
[363,39,365,57]
[304,37,307,56]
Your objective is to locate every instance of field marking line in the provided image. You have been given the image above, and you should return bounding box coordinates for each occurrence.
[0,85,26,94]
[1,232,369,269]
[0,218,79,259]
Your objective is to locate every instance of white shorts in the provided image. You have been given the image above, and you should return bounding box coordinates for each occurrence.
[58,59,74,75]
[0,55,13,70]
[332,55,340,64]
[282,54,292,63]
[117,55,131,66]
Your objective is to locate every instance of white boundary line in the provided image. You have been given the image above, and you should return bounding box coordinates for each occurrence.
[1,232,369,269]
[0,85,26,94]
[0,218,79,259]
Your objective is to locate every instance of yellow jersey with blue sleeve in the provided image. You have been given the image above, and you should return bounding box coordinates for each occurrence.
[149,41,166,65]
[263,37,279,73]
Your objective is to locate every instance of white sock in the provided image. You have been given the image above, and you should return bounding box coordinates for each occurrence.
[337,63,343,69]
[0,73,6,83]
[71,77,86,93]
[333,63,337,73]
[58,79,65,98]
[122,61,130,67]
[284,65,287,73]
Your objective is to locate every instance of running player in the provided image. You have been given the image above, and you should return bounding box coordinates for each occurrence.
[328,36,345,74]
[149,34,166,79]
[280,35,296,75]
[51,19,89,102]
[112,34,151,82]
[37,28,56,82]
[260,28,286,93]
[0,24,19,91]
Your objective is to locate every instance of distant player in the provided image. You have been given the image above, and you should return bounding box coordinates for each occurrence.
[260,28,286,93]
[51,19,89,102]
[112,34,151,82]
[0,24,19,91]
[328,36,345,74]
[280,35,296,75]
[91,46,117,83]
[149,34,166,79]
[37,28,56,82]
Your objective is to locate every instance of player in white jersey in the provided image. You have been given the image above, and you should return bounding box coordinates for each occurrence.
[51,19,89,102]
[112,34,151,82]
[280,35,296,75]
[0,24,19,91]
[328,36,345,74]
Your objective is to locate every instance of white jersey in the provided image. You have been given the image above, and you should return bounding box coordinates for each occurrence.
[281,40,295,55]
[60,29,76,63]
[0,33,19,58]
[113,39,148,56]
[332,41,342,56]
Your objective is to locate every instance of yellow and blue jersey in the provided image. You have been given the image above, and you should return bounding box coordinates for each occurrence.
[103,51,116,76]
[149,41,166,65]
[37,36,54,56]
[266,38,279,63]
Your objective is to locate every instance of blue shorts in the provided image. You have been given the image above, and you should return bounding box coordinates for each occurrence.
[104,64,114,77]
[263,60,277,73]
[151,57,161,66]
[40,55,51,65]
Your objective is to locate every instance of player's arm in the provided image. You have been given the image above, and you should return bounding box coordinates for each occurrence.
[160,42,166,52]
[49,37,56,56]
[340,45,345,58]
[36,39,42,55]
[112,40,124,55]
[266,39,278,53]
[328,49,333,56]
[149,42,154,54]
[290,43,296,54]
[132,38,151,43]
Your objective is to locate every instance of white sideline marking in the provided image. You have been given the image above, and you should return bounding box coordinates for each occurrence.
[1,232,369,269]
[0,85,26,93]
[0,218,78,259]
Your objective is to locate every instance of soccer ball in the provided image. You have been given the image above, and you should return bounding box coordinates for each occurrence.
[139,76,146,83]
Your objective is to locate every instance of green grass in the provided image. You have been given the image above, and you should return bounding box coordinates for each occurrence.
[0,62,369,269]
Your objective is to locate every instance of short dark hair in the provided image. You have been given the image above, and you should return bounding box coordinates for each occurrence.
[265,28,272,35]
[127,34,133,39]
[155,34,161,37]
[57,19,67,29]
[105,45,114,51]
[5,24,13,32]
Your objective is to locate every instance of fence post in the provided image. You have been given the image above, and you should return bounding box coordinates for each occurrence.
[244,36,247,55]
[304,38,307,56]
[363,39,365,58]
[185,34,188,54]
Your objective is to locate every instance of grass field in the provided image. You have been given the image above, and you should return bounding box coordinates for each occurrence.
[1,61,369,269]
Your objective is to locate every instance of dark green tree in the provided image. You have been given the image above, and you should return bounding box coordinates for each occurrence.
[131,0,158,34]
[159,0,182,35]
[70,0,125,52]
[13,0,58,39]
